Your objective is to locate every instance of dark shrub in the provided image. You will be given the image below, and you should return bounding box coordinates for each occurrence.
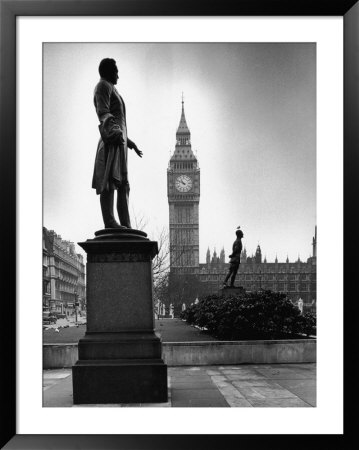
[180,290,316,340]
[300,312,316,336]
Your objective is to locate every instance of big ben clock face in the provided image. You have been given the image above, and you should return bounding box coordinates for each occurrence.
[175,175,193,192]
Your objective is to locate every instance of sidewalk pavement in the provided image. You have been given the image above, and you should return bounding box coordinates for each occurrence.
[43,363,316,407]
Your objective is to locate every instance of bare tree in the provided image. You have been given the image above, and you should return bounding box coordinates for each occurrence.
[131,211,197,317]
[151,227,187,316]
[131,208,149,231]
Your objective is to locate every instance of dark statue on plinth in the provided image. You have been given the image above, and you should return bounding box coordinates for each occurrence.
[92,58,143,229]
[223,226,244,288]
[72,59,167,405]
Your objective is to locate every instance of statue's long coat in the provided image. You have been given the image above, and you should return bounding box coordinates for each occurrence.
[92,79,131,194]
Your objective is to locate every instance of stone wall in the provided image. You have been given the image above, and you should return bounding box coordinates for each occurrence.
[43,339,316,369]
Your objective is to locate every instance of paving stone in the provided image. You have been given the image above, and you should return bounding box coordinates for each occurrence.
[43,375,74,407]
[170,370,209,375]
[279,363,316,370]
[221,369,257,375]
[254,368,310,379]
[170,375,208,382]
[274,380,316,406]
[171,381,217,390]
[210,378,254,408]
[223,397,253,407]
[171,388,226,400]
[224,365,268,372]
[172,398,229,407]
[237,386,297,399]
[275,379,316,389]
[225,373,267,381]
[212,380,232,388]
[212,382,252,407]
[210,375,227,382]
[285,389,316,406]
[43,370,72,379]
[246,397,311,407]
[170,371,209,378]
[293,393,316,407]
[250,364,276,368]
[43,381,58,391]
[206,370,221,375]
[216,385,245,400]
[232,380,281,388]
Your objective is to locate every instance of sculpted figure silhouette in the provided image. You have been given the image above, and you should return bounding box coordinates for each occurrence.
[92,58,143,229]
[223,227,244,287]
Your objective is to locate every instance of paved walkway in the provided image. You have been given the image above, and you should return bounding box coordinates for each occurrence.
[43,363,316,407]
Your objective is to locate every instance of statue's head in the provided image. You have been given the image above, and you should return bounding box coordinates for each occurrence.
[99,58,118,85]
[236,228,243,238]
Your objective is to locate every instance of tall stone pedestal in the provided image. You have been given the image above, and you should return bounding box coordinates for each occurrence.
[72,228,168,404]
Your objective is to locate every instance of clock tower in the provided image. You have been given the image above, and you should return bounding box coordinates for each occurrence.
[167,98,200,275]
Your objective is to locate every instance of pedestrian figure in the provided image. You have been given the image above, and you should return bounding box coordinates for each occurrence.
[223,227,244,287]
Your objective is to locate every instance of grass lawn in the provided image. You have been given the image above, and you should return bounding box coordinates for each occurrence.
[43,319,215,344]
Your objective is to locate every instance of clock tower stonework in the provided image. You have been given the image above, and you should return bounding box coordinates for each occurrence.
[167,100,200,275]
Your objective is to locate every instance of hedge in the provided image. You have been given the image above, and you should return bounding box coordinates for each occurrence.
[180,290,316,340]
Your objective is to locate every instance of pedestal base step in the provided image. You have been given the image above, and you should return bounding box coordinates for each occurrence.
[72,359,168,404]
[78,332,162,360]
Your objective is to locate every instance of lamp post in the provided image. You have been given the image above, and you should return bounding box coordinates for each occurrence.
[74,288,79,324]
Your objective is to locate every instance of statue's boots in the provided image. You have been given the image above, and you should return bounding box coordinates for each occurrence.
[100,190,123,228]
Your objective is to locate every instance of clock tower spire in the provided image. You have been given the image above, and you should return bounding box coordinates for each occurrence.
[167,98,200,274]
[175,95,191,147]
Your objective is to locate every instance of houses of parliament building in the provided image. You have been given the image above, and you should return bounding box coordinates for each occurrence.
[167,100,316,313]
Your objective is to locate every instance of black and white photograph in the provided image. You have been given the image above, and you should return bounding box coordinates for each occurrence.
[8,11,348,443]
[42,42,317,408]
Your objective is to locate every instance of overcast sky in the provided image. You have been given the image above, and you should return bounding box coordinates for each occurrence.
[43,42,316,263]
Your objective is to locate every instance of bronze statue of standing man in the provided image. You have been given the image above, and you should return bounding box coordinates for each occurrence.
[223,227,244,287]
[92,58,143,229]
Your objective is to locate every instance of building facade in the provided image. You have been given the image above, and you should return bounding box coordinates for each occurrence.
[43,227,86,316]
[167,101,317,314]
[199,238,317,313]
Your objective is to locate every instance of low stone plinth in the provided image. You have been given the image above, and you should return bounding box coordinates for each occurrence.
[220,286,246,297]
[72,228,168,404]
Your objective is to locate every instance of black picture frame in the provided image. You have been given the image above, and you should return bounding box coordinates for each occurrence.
[1,1,357,448]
